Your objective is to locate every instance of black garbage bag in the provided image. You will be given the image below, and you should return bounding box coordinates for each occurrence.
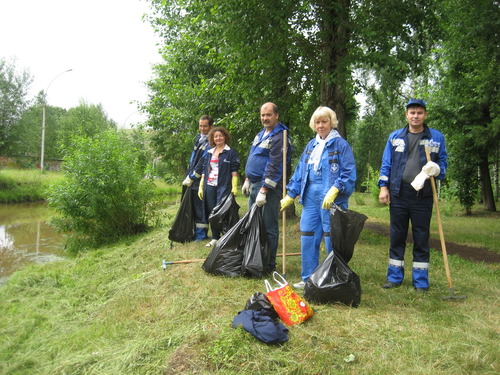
[244,292,279,320]
[208,194,240,236]
[303,251,361,307]
[168,188,195,243]
[202,205,267,277]
[330,204,368,263]
[241,206,269,277]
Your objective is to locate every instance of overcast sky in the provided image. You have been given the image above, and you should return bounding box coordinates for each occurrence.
[0,0,161,128]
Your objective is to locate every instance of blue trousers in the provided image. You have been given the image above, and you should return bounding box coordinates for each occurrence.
[191,187,208,241]
[387,183,433,288]
[248,181,280,271]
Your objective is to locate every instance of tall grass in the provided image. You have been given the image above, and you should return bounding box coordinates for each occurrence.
[0,169,64,203]
[0,194,498,374]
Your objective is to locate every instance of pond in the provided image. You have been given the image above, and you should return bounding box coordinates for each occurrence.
[0,202,65,285]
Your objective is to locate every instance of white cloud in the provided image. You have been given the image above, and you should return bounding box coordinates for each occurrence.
[0,0,161,128]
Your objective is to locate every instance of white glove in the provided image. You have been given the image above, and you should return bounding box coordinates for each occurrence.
[182,176,194,187]
[422,161,440,177]
[255,191,267,207]
[242,179,251,197]
[411,171,429,191]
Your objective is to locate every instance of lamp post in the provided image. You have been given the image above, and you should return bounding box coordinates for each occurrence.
[40,69,72,171]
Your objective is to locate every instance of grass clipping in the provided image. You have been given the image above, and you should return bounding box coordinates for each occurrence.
[0,194,499,374]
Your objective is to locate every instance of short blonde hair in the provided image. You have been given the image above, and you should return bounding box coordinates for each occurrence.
[309,106,338,132]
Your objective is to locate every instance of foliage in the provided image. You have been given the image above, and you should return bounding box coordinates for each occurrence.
[429,0,499,212]
[48,131,159,252]
[360,164,382,205]
[0,194,498,374]
[143,0,443,183]
[58,100,117,152]
[12,95,68,160]
[0,58,33,154]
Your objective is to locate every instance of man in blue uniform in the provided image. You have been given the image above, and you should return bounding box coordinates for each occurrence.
[182,115,213,241]
[242,102,291,273]
[378,99,448,292]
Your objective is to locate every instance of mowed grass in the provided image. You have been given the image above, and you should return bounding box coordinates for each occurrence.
[0,193,498,374]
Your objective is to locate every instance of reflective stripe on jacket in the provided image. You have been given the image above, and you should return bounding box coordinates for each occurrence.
[245,123,291,190]
[378,125,447,198]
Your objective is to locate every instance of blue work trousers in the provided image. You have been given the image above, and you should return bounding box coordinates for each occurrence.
[387,183,433,288]
[299,170,335,281]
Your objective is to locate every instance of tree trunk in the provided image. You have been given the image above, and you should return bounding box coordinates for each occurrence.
[318,0,351,139]
[479,155,497,212]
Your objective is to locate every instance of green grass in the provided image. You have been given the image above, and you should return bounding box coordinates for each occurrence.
[0,194,498,374]
[0,169,64,203]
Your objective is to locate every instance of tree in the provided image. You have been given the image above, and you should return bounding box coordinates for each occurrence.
[143,0,443,184]
[12,93,67,160]
[430,0,499,212]
[0,58,33,154]
[58,100,117,151]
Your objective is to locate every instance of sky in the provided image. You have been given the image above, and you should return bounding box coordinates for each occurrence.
[0,0,161,128]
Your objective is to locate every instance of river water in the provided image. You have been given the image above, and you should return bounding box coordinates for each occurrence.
[0,202,65,285]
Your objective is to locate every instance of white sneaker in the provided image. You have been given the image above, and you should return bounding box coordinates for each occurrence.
[293,281,305,289]
[205,239,217,247]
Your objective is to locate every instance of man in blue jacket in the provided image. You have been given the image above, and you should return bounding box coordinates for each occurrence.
[182,115,213,241]
[242,102,291,273]
[378,99,448,292]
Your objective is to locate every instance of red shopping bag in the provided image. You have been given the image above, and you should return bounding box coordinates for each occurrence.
[265,272,314,326]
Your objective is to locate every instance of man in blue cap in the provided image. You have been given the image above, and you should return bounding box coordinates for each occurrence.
[378,99,448,292]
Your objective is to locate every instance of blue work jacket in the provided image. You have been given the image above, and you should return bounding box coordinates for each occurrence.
[245,123,291,190]
[378,124,448,197]
[286,131,356,208]
[197,145,240,201]
[187,134,210,190]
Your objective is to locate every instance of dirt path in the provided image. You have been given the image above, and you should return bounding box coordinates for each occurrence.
[364,222,500,263]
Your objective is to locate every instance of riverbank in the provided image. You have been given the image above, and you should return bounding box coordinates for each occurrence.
[1,193,498,374]
[0,169,63,203]
[0,169,180,204]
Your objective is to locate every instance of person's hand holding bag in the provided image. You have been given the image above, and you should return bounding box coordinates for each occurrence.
[321,186,339,210]
[256,189,267,207]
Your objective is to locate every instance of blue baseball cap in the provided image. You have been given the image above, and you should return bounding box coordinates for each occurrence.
[406,99,426,109]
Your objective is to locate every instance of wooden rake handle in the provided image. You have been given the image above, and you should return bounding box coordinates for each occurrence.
[425,146,453,289]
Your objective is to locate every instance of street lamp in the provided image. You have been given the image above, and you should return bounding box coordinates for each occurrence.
[40,69,72,171]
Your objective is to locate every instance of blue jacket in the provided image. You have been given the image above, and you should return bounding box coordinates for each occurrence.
[378,125,447,197]
[245,123,291,190]
[286,131,356,208]
[197,145,240,201]
[187,134,210,190]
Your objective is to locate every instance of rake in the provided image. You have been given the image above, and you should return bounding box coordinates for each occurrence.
[425,146,467,301]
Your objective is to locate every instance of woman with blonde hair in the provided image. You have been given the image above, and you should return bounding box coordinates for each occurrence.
[280,106,356,288]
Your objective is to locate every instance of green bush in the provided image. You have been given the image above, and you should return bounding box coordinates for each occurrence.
[362,165,383,206]
[48,131,160,253]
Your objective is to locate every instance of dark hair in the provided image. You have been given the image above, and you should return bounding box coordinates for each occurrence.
[199,114,214,126]
[208,126,231,147]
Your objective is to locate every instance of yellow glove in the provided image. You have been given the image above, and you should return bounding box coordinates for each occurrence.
[198,177,204,200]
[231,175,238,196]
[321,186,339,210]
[280,195,295,211]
